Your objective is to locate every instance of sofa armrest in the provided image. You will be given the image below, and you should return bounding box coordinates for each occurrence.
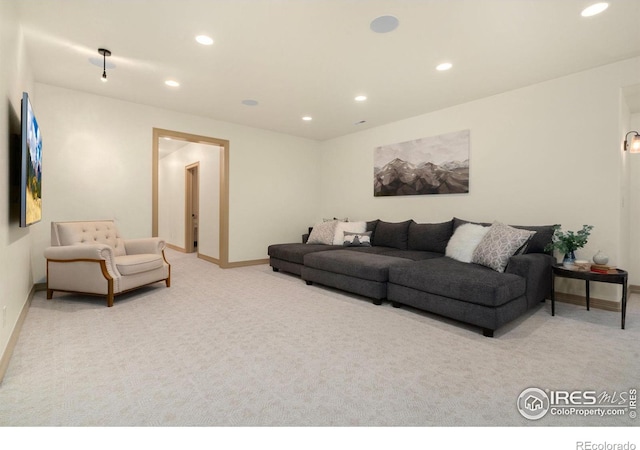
[505,253,555,308]
[124,238,166,255]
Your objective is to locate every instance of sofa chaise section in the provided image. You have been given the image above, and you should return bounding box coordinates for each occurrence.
[387,257,530,337]
[268,243,341,276]
[301,249,420,303]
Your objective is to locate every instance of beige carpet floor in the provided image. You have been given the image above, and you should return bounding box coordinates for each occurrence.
[1,250,639,433]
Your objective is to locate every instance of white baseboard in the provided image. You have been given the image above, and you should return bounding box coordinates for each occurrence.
[0,286,35,384]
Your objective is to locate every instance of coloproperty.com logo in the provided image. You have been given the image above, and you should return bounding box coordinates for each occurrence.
[517,387,637,420]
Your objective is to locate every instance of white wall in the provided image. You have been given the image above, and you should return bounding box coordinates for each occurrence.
[319,58,640,301]
[159,142,221,259]
[31,83,321,282]
[0,2,35,367]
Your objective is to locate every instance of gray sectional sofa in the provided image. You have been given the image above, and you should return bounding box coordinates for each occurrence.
[267,218,555,337]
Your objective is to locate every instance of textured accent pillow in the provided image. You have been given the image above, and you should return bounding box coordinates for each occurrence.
[306,220,338,245]
[343,231,372,247]
[372,220,413,249]
[445,223,489,263]
[472,221,536,272]
[332,221,367,245]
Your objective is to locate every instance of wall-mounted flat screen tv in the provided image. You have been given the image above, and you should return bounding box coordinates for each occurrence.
[20,92,42,227]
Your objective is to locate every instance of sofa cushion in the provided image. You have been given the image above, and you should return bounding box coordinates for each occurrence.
[371,220,413,249]
[472,222,535,272]
[388,257,526,307]
[304,250,414,282]
[344,246,398,255]
[268,243,339,265]
[115,254,164,276]
[445,223,489,263]
[373,249,443,261]
[408,220,454,253]
[453,217,556,255]
[366,220,379,234]
[512,224,556,254]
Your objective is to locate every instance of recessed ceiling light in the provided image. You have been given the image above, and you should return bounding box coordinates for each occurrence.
[165,80,180,87]
[242,99,259,106]
[195,35,214,45]
[302,116,313,121]
[436,62,453,71]
[355,95,367,102]
[581,2,609,17]
[370,15,399,33]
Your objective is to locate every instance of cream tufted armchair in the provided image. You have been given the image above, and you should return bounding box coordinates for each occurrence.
[44,220,171,307]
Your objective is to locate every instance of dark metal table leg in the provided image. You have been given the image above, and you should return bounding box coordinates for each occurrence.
[585,280,590,311]
[551,272,555,316]
[622,282,627,330]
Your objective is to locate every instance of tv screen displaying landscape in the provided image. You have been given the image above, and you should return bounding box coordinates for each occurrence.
[20,92,42,227]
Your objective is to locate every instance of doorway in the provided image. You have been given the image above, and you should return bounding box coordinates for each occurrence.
[152,128,230,267]
[185,163,199,253]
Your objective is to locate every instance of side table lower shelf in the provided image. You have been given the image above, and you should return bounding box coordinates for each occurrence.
[550,264,627,329]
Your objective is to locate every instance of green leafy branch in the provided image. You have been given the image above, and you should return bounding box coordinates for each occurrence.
[544,224,594,254]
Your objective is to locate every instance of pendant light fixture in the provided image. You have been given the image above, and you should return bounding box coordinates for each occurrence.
[98,48,111,82]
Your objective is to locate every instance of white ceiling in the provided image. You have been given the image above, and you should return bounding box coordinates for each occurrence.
[17,0,640,141]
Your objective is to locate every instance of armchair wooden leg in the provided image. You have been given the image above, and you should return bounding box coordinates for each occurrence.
[106,278,114,307]
[165,277,171,288]
[47,289,53,300]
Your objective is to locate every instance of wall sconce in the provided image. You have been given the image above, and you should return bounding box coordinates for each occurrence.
[98,48,111,82]
[624,131,640,153]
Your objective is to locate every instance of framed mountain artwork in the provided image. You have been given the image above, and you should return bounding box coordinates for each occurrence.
[374,130,469,197]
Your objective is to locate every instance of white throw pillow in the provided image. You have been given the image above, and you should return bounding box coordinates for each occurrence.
[445,223,490,263]
[332,221,367,245]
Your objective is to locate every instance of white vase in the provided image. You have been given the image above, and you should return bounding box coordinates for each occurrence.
[593,250,609,265]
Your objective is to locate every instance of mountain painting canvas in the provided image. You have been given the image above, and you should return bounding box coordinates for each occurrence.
[374,130,470,196]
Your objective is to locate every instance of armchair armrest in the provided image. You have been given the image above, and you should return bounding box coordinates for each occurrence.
[124,238,166,255]
[45,244,121,305]
[44,243,114,261]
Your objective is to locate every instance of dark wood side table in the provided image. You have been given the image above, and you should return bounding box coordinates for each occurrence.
[551,264,628,329]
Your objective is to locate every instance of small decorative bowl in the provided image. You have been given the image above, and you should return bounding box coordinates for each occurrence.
[574,260,590,271]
